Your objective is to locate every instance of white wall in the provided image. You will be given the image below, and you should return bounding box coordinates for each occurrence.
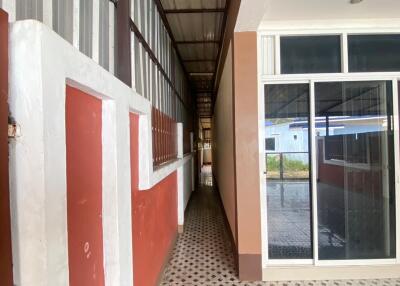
[261,0,400,22]
[235,0,400,32]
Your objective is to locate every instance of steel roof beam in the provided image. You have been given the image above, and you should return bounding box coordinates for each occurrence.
[183,59,216,63]
[176,40,220,45]
[164,8,225,14]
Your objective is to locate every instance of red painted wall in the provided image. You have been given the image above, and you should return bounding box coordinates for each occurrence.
[0,9,13,286]
[129,113,178,286]
[66,86,105,286]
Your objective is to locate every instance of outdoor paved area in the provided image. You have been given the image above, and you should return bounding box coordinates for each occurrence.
[161,168,400,286]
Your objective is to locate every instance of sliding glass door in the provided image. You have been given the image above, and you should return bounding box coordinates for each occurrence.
[315,81,396,260]
[265,84,312,259]
[265,80,397,262]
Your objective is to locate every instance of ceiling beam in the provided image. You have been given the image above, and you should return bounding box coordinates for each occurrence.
[188,70,215,74]
[164,8,225,14]
[189,72,214,76]
[176,40,220,45]
[195,90,213,93]
[183,59,216,63]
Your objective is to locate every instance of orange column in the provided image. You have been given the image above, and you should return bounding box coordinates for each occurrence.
[0,9,13,286]
[66,86,105,286]
[233,31,262,281]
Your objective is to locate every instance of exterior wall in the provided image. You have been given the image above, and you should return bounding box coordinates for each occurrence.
[66,86,105,286]
[132,172,177,286]
[7,21,192,286]
[233,31,263,280]
[0,8,13,286]
[131,113,178,286]
[212,42,237,243]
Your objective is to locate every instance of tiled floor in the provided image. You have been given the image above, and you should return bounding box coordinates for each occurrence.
[160,168,400,286]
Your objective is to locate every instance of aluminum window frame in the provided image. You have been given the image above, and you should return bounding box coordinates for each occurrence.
[259,28,400,268]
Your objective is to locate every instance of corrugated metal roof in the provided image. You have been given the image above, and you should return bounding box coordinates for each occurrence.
[177,43,219,61]
[166,13,223,42]
[160,0,228,119]
[184,61,216,73]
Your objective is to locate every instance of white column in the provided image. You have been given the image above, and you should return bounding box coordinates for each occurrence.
[113,99,134,286]
[9,26,48,285]
[102,100,120,286]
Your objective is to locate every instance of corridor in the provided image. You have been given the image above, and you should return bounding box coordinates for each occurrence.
[161,169,400,286]
[161,168,258,286]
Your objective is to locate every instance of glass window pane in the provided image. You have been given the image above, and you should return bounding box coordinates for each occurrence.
[265,138,276,151]
[280,36,341,74]
[265,84,312,259]
[315,81,396,260]
[349,34,400,72]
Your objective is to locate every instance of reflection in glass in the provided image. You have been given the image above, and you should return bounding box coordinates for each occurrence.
[265,84,312,259]
[348,35,400,72]
[315,81,396,260]
[280,36,341,74]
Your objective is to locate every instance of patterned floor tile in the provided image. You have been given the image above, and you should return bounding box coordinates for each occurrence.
[160,168,400,286]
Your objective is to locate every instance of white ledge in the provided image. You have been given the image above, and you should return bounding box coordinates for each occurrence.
[146,154,192,191]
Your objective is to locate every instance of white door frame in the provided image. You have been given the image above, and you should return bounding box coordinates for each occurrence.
[258,28,400,268]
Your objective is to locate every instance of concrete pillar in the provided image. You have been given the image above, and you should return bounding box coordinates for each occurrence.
[233,31,262,281]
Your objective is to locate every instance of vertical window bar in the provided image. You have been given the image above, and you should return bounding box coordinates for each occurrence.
[310,81,318,265]
[274,35,281,75]
[341,33,349,73]
[392,80,400,264]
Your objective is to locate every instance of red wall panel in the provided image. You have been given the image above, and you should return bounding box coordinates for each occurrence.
[129,113,178,286]
[66,86,105,286]
[0,9,13,286]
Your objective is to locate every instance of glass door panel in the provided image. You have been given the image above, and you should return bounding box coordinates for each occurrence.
[315,81,396,260]
[265,84,313,259]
